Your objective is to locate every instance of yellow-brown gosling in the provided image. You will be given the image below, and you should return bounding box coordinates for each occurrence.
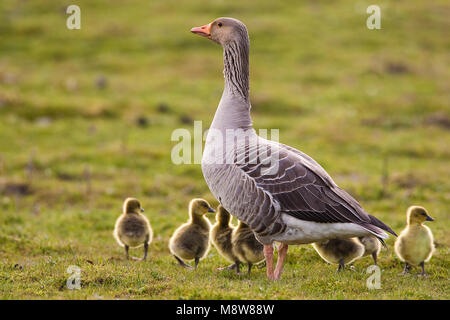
[113,198,152,261]
[210,205,240,271]
[395,206,435,276]
[231,220,265,275]
[358,236,382,265]
[312,238,364,271]
[169,198,215,269]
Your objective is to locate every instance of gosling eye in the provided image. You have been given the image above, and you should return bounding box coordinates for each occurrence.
[218,22,223,27]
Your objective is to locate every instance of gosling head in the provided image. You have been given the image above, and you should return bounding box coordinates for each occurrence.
[190,17,249,47]
[189,198,216,217]
[407,206,434,225]
[216,205,232,225]
[123,197,144,214]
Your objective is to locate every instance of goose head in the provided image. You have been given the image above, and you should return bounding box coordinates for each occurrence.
[189,198,216,217]
[407,205,434,225]
[190,17,248,46]
[123,197,144,214]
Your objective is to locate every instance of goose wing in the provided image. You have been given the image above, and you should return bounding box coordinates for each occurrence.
[203,137,395,238]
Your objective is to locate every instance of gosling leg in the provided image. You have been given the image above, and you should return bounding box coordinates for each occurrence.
[247,263,253,275]
[372,252,378,266]
[194,257,200,270]
[235,262,241,275]
[173,255,193,269]
[419,261,428,277]
[337,259,345,272]
[125,245,130,260]
[401,262,411,275]
[142,242,148,261]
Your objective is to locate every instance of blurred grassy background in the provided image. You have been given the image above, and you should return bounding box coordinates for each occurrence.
[0,0,449,299]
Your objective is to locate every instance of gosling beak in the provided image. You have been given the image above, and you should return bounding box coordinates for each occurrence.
[190,23,212,38]
[426,215,434,221]
[208,207,216,213]
[140,208,145,213]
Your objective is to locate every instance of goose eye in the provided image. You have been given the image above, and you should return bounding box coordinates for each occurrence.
[218,22,223,27]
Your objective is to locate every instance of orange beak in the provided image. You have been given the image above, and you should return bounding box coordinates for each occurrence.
[190,22,212,38]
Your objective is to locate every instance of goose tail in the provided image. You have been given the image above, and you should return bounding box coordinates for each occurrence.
[368,214,397,237]
[358,214,397,241]
[377,237,388,249]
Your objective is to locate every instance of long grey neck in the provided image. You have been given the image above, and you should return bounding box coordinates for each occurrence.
[210,39,253,131]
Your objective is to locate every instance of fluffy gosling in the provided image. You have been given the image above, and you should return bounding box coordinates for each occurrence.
[210,205,240,271]
[169,198,215,269]
[231,220,265,275]
[113,197,152,261]
[395,206,435,276]
[358,236,381,265]
[312,238,364,271]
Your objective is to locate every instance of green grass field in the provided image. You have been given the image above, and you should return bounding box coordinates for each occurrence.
[0,0,449,299]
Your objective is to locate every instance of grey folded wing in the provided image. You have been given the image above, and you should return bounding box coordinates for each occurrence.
[202,138,396,239]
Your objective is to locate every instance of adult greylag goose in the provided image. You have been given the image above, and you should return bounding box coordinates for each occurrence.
[191,17,397,280]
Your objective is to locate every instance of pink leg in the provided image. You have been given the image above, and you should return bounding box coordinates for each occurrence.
[264,245,275,280]
[274,243,288,280]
